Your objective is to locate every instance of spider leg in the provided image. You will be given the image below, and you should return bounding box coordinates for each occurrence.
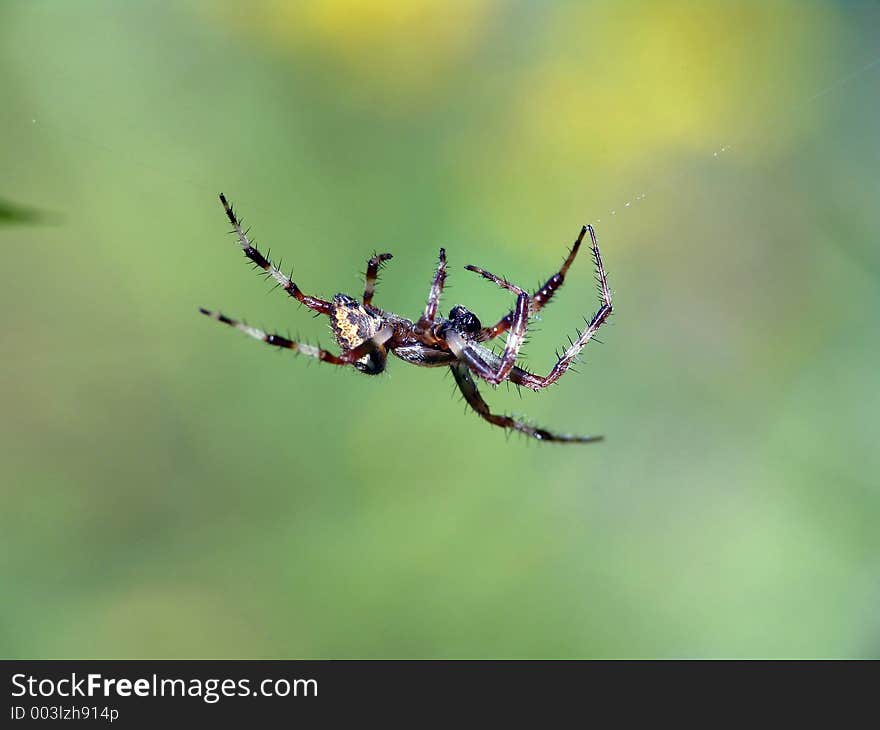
[473,225,591,342]
[416,247,447,332]
[219,193,332,316]
[462,265,525,295]
[504,234,613,390]
[445,290,529,386]
[450,362,602,443]
[363,252,393,307]
[199,308,391,368]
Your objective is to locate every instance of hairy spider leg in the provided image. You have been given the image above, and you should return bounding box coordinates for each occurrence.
[474,225,590,342]
[462,264,526,294]
[502,230,613,390]
[219,193,332,316]
[363,252,393,307]
[450,362,602,443]
[416,247,447,332]
[199,308,392,368]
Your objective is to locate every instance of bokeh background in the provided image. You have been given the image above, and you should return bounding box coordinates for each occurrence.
[2,0,879,658]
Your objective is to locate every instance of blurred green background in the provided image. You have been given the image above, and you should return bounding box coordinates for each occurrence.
[2,0,879,658]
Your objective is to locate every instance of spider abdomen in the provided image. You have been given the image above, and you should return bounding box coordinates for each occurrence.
[329,293,387,374]
[329,294,382,348]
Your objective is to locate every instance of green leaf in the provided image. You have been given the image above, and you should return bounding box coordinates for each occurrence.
[0,197,51,224]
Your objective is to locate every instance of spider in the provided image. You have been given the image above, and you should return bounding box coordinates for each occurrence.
[200,194,614,443]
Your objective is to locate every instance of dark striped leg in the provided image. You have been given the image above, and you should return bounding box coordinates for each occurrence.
[199,308,391,368]
[451,362,602,443]
[364,252,393,307]
[473,225,591,342]
[219,193,332,315]
[416,248,447,332]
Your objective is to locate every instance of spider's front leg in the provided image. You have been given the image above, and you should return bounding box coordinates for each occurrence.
[219,193,332,316]
[510,229,613,390]
[450,362,602,443]
[472,225,590,342]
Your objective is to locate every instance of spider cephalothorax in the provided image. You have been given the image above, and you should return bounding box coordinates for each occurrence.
[201,193,614,443]
[443,305,482,337]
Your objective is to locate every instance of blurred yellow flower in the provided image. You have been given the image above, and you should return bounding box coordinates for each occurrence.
[450,0,841,238]
[519,1,836,157]
[213,0,498,107]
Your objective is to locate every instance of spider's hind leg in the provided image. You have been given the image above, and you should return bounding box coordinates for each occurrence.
[219,193,332,316]
[199,308,392,371]
[450,362,601,443]
[364,252,393,307]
